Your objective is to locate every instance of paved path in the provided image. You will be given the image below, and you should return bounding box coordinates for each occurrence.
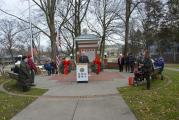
[11,70,137,120]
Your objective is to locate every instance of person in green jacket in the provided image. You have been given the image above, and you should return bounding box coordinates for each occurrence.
[142,50,153,90]
[19,56,31,91]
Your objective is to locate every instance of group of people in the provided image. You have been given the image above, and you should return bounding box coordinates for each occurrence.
[11,50,163,91]
[13,55,37,91]
[44,60,58,76]
[118,50,162,90]
[117,52,135,73]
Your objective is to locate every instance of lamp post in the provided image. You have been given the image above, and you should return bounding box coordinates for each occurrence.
[28,0,34,61]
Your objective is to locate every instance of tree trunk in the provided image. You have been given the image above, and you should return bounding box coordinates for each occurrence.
[100,35,105,58]
[49,15,57,60]
[101,40,105,63]
[50,34,57,61]
[74,0,81,37]
[124,0,131,56]
[9,48,14,63]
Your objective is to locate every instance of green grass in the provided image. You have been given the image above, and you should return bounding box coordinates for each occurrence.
[165,64,179,69]
[0,76,9,85]
[118,70,179,120]
[4,80,47,96]
[0,76,48,120]
[0,91,35,120]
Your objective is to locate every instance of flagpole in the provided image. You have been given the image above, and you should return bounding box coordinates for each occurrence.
[28,0,34,61]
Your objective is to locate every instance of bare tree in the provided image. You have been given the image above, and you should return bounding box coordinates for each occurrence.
[31,0,58,61]
[0,19,28,63]
[74,0,91,36]
[124,0,141,56]
[86,0,121,60]
[57,0,91,58]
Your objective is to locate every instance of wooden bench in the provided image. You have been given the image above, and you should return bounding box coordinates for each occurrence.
[8,72,31,91]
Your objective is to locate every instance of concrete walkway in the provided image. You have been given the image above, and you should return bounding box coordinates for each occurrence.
[11,70,137,120]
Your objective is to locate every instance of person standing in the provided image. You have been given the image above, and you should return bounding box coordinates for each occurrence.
[93,56,101,74]
[124,54,130,72]
[19,56,31,91]
[27,55,37,86]
[44,60,52,76]
[142,50,153,90]
[118,54,124,72]
[50,60,57,74]
[79,52,89,63]
[129,53,135,73]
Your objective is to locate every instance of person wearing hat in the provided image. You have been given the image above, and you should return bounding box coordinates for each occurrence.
[27,55,37,86]
[19,56,31,91]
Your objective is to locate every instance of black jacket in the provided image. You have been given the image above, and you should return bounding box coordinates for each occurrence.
[79,55,89,63]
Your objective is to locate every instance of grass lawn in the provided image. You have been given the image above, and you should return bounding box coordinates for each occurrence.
[4,79,48,96]
[165,64,179,69]
[0,76,9,85]
[0,76,47,120]
[118,70,179,120]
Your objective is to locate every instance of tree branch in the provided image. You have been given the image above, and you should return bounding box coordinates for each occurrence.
[0,8,50,38]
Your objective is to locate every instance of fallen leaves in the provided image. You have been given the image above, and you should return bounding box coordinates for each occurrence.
[119,70,179,120]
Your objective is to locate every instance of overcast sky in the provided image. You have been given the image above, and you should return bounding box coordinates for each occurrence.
[1,0,126,48]
[1,0,29,18]
[1,0,50,48]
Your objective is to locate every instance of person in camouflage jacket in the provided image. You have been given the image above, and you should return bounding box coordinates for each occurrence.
[142,50,153,90]
[19,56,31,91]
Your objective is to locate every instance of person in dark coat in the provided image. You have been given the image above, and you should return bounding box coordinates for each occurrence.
[50,60,57,74]
[44,61,52,76]
[13,65,20,74]
[142,50,153,90]
[19,56,31,91]
[129,53,135,73]
[118,54,124,72]
[124,54,130,72]
[79,52,89,63]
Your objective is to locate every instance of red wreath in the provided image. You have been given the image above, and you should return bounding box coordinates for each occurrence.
[93,57,101,74]
[63,60,70,74]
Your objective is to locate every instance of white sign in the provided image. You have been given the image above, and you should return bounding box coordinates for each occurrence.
[76,63,88,82]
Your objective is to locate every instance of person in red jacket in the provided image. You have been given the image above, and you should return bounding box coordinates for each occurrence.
[27,55,37,86]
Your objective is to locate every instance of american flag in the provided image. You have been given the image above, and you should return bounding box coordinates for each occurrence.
[56,27,61,69]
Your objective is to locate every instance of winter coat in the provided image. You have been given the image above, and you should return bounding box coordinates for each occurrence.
[143,58,153,75]
[44,63,52,71]
[19,61,31,81]
[79,55,89,63]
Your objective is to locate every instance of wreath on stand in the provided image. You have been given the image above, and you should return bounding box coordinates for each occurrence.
[91,57,104,74]
[59,60,72,74]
